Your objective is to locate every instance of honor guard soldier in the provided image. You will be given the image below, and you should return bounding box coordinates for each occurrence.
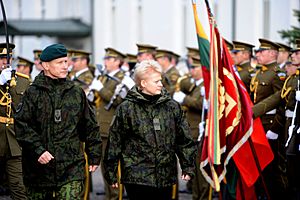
[69,50,94,96]
[155,49,180,96]
[251,38,287,200]
[173,56,210,200]
[277,42,292,70]
[89,47,134,200]
[232,41,255,93]
[31,49,43,81]
[16,56,34,80]
[136,43,157,63]
[186,47,200,67]
[0,43,29,199]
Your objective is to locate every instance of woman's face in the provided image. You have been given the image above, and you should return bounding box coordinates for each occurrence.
[141,71,163,95]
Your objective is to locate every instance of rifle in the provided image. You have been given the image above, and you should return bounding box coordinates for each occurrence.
[104,81,125,111]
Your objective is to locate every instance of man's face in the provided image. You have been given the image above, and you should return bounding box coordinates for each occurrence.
[137,53,153,63]
[71,57,82,72]
[256,50,273,65]
[191,66,203,80]
[141,71,163,95]
[17,65,31,76]
[285,63,297,76]
[34,58,43,71]
[104,57,120,73]
[43,57,68,79]
[277,51,289,64]
[291,51,300,66]
[232,51,248,65]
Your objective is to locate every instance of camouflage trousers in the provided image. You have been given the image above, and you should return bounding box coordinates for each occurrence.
[26,180,84,200]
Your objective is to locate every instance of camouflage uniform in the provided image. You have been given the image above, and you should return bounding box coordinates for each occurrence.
[0,72,29,200]
[14,72,101,194]
[103,86,196,192]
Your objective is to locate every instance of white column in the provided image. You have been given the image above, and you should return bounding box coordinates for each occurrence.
[93,0,113,64]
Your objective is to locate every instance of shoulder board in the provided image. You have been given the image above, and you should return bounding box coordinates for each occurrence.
[248,68,255,73]
[115,71,125,79]
[16,72,30,79]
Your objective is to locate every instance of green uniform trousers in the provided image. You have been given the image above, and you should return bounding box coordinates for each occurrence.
[26,180,84,200]
[0,155,26,200]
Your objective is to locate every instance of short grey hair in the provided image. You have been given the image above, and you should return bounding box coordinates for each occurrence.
[133,60,162,88]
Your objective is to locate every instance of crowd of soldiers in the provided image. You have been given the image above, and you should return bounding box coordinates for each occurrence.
[0,36,299,200]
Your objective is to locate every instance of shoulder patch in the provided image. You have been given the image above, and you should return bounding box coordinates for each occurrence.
[16,72,30,79]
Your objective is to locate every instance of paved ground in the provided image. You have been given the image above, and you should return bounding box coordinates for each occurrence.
[0,168,193,200]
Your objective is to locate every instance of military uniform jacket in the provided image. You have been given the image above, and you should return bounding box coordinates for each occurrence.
[0,73,30,157]
[181,80,204,140]
[96,70,125,137]
[103,86,197,187]
[237,61,254,93]
[72,68,94,93]
[162,66,180,95]
[251,62,285,130]
[15,72,102,188]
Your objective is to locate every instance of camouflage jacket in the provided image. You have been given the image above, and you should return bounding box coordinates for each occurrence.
[15,72,102,188]
[104,86,197,187]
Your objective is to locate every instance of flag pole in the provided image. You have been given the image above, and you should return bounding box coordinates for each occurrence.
[203,0,270,199]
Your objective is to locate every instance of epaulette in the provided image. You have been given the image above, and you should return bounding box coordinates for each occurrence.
[237,66,242,72]
[16,72,30,79]
[115,71,125,80]
[248,67,255,73]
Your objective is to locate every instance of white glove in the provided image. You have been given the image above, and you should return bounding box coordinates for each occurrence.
[0,67,12,85]
[122,76,135,89]
[200,86,205,96]
[198,121,205,141]
[296,91,300,101]
[203,98,209,110]
[266,130,278,140]
[89,78,103,92]
[173,91,186,103]
[86,91,95,102]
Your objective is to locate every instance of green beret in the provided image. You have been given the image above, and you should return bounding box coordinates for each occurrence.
[40,44,67,62]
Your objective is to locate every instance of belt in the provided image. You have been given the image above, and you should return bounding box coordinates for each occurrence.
[0,116,14,124]
[285,109,294,118]
[266,109,276,115]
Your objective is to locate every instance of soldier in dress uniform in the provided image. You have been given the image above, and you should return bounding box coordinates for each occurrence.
[155,49,180,96]
[69,50,94,96]
[277,42,292,70]
[173,56,210,200]
[136,43,157,63]
[89,47,134,200]
[16,56,34,80]
[186,47,200,68]
[250,38,287,200]
[31,49,43,81]
[231,41,255,93]
[0,43,29,200]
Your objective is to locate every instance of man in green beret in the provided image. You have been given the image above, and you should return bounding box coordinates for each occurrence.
[15,43,102,199]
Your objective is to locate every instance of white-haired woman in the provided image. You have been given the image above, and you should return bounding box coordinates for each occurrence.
[103,60,196,200]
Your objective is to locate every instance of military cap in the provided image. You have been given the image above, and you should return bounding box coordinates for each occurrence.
[191,56,201,68]
[224,39,233,51]
[155,49,173,59]
[171,51,180,60]
[256,38,282,52]
[0,43,15,58]
[291,39,300,52]
[17,56,34,67]
[136,43,157,55]
[186,47,199,58]
[33,49,42,60]
[40,43,67,62]
[104,48,126,60]
[232,41,255,53]
[68,49,91,59]
[126,53,137,63]
[277,42,291,52]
